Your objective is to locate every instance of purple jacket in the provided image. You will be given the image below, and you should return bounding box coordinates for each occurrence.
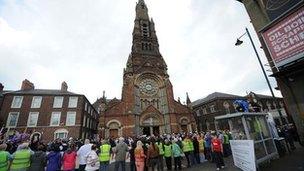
[46,151,62,171]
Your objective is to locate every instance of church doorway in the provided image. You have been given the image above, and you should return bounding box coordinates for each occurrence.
[141,115,161,136]
[142,126,160,136]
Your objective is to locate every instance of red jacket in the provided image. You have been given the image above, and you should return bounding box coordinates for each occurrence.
[211,139,222,152]
[63,151,77,170]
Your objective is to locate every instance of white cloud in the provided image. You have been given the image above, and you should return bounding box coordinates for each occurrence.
[0,0,281,104]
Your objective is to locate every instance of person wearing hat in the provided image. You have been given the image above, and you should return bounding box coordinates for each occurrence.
[10,142,33,171]
[0,143,11,171]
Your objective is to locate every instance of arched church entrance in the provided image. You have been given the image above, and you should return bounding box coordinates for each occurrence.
[180,117,191,133]
[106,120,121,138]
[140,114,162,136]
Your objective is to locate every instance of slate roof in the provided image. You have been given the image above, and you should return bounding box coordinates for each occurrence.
[190,92,245,107]
[6,89,81,96]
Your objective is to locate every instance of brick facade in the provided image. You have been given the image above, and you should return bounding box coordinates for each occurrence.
[94,0,196,138]
[191,92,289,131]
[0,80,99,142]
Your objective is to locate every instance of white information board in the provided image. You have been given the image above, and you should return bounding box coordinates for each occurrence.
[230,140,256,171]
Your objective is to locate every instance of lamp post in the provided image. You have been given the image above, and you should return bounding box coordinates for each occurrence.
[235,27,285,125]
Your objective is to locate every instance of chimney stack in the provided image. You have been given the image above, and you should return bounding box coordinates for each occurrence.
[61,81,68,91]
[0,83,4,91]
[21,79,34,90]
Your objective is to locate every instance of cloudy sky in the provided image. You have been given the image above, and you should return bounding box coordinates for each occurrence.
[0,0,281,104]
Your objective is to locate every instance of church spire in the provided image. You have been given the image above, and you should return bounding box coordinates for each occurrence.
[124,0,168,77]
[136,0,149,20]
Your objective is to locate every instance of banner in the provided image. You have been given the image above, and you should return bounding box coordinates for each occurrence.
[262,6,304,69]
[230,140,256,171]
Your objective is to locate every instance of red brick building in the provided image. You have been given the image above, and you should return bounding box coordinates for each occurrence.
[0,80,99,142]
[94,0,196,138]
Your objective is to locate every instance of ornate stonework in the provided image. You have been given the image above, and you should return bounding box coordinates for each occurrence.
[95,0,196,138]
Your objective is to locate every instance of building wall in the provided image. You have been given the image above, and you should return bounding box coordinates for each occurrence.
[0,94,98,142]
[238,0,304,143]
[193,96,287,131]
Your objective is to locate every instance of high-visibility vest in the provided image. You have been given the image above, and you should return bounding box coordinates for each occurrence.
[99,144,111,162]
[0,151,8,171]
[223,134,229,144]
[163,144,172,157]
[157,142,164,155]
[182,140,191,152]
[198,139,204,151]
[10,149,31,169]
[189,141,194,151]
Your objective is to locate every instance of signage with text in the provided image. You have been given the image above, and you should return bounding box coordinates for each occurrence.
[230,140,256,171]
[262,6,304,69]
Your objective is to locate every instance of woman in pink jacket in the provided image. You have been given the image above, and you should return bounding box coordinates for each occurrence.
[62,148,77,171]
[134,140,146,171]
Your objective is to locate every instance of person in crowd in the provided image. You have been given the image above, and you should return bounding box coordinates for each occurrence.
[283,125,296,151]
[172,138,182,170]
[77,139,93,171]
[46,143,62,171]
[211,133,225,170]
[192,135,200,164]
[99,140,112,171]
[182,135,192,168]
[198,134,206,163]
[113,137,129,171]
[134,140,146,171]
[147,138,159,171]
[62,147,77,171]
[156,138,164,171]
[163,139,172,170]
[29,144,46,171]
[0,143,11,171]
[85,144,100,171]
[10,142,32,171]
[204,132,212,161]
[223,130,231,157]
[129,140,137,171]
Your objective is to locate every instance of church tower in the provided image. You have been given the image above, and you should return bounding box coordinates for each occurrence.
[97,0,196,137]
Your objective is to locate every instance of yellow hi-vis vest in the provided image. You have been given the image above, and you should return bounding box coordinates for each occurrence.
[163,144,172,157]
[99,144,111,162]
[0,151,8,171]
[198,139,204,152]
[182,140,191,152]
[189,141,194,151]
[157,142,164,155]
[11,149,31,169]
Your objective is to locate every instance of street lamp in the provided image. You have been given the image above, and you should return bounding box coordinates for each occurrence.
[235,27,285,125]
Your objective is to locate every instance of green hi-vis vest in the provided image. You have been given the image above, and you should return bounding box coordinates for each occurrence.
[157,142,164,155]
[189,141,194,151]
[163,144,172,157]
[182,140,191,152]
[0,151,8,171]
[11,149,31,169]
[223,134,229,144]
[99,144,111,162]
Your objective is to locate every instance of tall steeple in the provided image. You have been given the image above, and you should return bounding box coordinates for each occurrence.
[125,0,168,77]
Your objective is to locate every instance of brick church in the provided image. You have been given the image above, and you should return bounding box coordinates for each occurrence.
[94,0,196,138]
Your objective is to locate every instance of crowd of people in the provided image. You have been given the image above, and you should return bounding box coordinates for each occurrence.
[0,130,233,171]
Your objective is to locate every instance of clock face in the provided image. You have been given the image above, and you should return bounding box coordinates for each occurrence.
[139,79,158,95]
